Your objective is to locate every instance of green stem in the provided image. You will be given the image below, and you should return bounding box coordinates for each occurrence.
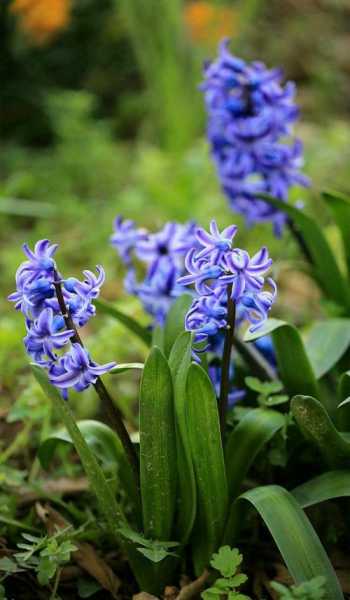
[49,568,61,600]
[219,285,236,437]
[53,271,140,491]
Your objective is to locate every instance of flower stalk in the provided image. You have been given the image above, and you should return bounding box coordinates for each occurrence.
[219,284,235,437]
[53,271,140,489]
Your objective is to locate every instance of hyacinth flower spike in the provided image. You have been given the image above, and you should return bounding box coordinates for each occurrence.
[110,217,198,327]
[201,38,309,234]
[10,239,140,486]
[178,219,277,436]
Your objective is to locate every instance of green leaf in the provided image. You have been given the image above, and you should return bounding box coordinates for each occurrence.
[38,419,122,470]
[244,377,283,395]
[291,395,350,468]
[304,319,350,379]
[77,578,102,598]
[163,293,193,357]
[257,193,350,309]
[0,557,23,573]
[336,371,350,431]
[244,319,319,397]
[322,190,350,273]
[270,576,326,599]
[186,363,228,574]
[210,546,242,578]
[139,347,177,540]
[292,470,350,508]
[338,371,350,404]
[225,408,286,500]
[31,365,127,536]
[168,331,196,543]
[32,367,161,593]
[264,395,289,407]
[109,362,144,374]
[152,325,164,351]
[136,546,176,563]
[240,485,343,598]
[94,298,151,346]
[118,526,179,550]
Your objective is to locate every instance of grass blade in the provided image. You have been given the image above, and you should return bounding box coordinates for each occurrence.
[225,408,285,500]
[240,485,343,598]
[186,362,228,573]
[139,347,177,540]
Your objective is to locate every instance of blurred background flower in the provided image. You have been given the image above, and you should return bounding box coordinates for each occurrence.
[10,0,71,45]
[184,1,239,47]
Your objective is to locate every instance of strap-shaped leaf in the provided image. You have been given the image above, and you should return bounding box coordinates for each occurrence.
[240,485,344,598]
[291,395,350,468]
[245,319,319,397]
[322,190,350,273]
[31,365,126,533]
[337,371,350,431]
[110,363,144,375]
[139,347,177,540]
[292,470,350,508]
[168,331,196,543]
[186,362,228,574]
[305,319,350,379]
[94,298,151,346]
[38,417,141,525]
[164,293,193,357]
[225,408,285,500]
[258,193,350,309]
[38,419,122,469]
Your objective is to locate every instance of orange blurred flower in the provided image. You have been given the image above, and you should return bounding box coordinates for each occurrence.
[184,1,239,46]
[10,0,71,44]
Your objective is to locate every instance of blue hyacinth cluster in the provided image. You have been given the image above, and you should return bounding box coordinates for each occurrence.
[201,39,309,235]
[9,240,115,393]
[111,217,198,325]
[178,220,277,344]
